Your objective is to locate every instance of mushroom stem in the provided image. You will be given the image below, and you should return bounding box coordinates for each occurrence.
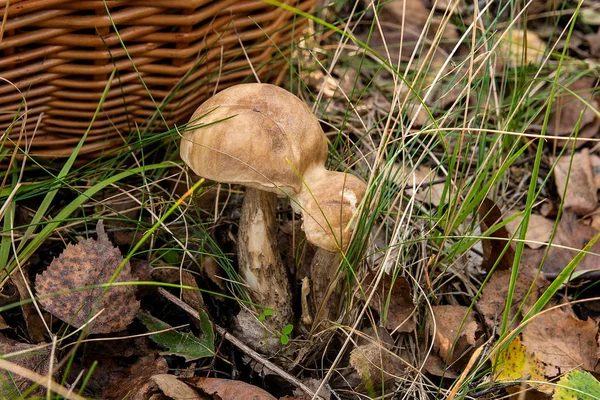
[237,188,292,335]
[308,248,344,331]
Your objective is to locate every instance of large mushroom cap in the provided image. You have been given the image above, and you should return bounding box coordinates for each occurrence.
[180,83,328,196]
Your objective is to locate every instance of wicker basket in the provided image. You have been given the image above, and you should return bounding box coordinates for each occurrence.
[0,0,316,160]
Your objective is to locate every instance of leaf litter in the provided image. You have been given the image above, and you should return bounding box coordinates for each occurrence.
[6,0,600,398]
[35,220,140,334]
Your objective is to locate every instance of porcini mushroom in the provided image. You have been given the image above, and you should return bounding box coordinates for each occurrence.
[180,83,366,252]
[180,83,366,345]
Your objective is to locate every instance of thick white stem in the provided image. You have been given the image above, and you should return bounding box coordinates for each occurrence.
[237,188,292,339]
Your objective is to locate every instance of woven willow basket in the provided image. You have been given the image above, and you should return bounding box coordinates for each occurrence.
[0,0,316,160]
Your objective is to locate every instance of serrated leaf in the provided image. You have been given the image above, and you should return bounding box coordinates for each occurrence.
[137,310,214,362]
[553,370,600,400]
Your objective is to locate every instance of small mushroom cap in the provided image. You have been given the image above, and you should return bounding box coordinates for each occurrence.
[180,83,328,196]
[299,171,367,252]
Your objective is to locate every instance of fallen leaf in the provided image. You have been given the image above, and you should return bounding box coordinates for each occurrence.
[151,374,206,400]
[543,77,600,148]
[103,355,169,400]
[553,370,600,400]
[35,220,140,334]
[479,268,548,330]
[505,211,555,249]
[521,306,599,376]
[479,198,516,271]
[423,352,459,378]
[0,335,55,398]
[553,149,597,215]
[12,268,47,342]
[286,378,332,400]
[494,337,552,394]
[589,153,600,189]
[586,29,600,57]
[137,310,214,362]
[431,305,481,366]
[363,273,416,332]
[495,29,546,70]
[184,377,277,400]
[202,256,225,290]
[181,271,206,312]
[349,328,405,395]
[543,211,600,275]
[362,0,458,61]
[392,164,446,206]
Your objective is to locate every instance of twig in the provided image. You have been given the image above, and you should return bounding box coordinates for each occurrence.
[158,287,323,400]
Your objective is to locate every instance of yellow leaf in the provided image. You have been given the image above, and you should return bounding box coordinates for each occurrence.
[494,337,552,394]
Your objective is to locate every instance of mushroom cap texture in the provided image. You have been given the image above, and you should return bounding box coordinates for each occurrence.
[299,171,367,252]
[180,83,328,196]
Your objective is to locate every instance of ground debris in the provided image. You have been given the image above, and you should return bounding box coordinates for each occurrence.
[35,220,140,334]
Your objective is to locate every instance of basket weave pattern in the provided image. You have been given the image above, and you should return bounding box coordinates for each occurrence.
[0,0,316,159]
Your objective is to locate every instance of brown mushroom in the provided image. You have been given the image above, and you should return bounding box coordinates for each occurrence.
[180,83,367,346]
[180,83,366,252]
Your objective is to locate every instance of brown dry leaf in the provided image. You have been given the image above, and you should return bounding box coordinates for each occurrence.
[479,268,547,330]
[423,352,459,378]
[0,335,55,398]
[553,149,598,215]
[392,164,445,206]
[184,377,277,400]
[590,153,600,189]
[544,77,600,148]
[543,210,600,275]
[104,355,169,400]
[35,221,140,334]
[202,256,225,290]
[430,305,481,366]
[495,29,546,70]
[349,339,405,395]
[363,272,416,332]
[362,0,458,62]
[522,305,599,376]
[151,374,206,400]
[479,199,516,271]
[12,268,47,342]
[586,29,600,57]
[284,378,331,400]
[0,315,8,330]
[504,211,555,249]
[181,271,206,312]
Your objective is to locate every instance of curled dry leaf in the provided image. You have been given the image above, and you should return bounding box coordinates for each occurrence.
[183,376,277,400]
[478,199,515,271]
[430,305,481,367]
[151,374,205,400]
[35,221,140,334]
[522,305,599,377]
[362,272,416,332]
[553,149,598,215]
[504,211,555,249]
